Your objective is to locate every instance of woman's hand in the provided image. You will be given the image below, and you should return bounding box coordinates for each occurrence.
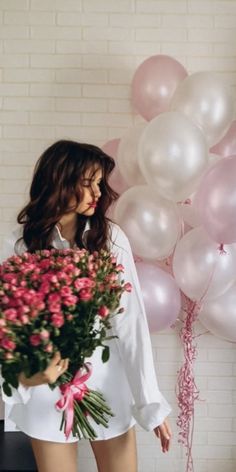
[154,418,172,453]
[18,352,69,387]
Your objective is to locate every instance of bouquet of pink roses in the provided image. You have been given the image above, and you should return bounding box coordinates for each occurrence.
[0,247,132,440]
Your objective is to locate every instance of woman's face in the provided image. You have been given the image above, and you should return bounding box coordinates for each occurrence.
[73,166,103,216]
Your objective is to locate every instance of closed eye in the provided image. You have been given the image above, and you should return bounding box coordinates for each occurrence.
[81,178,102,187]
[81,178,92,187]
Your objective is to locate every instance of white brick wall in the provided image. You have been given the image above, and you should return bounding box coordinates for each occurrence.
[0,1,236,471]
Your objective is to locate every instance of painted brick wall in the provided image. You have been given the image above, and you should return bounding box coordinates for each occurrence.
[0,1,236,471]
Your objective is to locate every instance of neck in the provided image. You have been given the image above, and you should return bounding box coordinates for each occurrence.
[58,214,78,243]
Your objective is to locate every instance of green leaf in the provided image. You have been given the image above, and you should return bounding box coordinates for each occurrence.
[101,345,110,363]
[10,375,19,389]
[2,381,12,397]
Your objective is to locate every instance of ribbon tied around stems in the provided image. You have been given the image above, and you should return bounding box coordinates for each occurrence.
[56,362,92,439]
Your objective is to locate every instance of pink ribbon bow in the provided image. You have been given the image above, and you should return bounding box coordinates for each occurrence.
[55,362,92,439]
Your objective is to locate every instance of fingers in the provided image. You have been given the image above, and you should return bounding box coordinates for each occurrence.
[44,354,69,383]
[162,422,172,453]
[50,351,61,366]
[57,357,69,374]
[154,420,172,453]
[54,357,69,377]
[49,352,69,373]
[165,420,172,440]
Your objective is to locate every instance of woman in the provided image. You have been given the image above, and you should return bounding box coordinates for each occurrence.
[1,140,172,472]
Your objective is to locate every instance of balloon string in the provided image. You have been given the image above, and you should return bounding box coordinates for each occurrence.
[136,233,228,472]
[176,296,200,472]
[176,254,224,472]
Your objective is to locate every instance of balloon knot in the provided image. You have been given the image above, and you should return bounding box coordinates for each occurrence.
[218,243,227,254]
[184,198,192,205]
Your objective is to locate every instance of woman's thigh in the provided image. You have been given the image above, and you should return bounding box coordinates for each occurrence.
[90,427,137,472]
[30,438,78,472]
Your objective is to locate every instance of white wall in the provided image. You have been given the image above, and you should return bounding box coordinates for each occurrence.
[0,1,236,471]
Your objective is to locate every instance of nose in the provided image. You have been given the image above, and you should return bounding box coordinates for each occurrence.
[91,183,101,200]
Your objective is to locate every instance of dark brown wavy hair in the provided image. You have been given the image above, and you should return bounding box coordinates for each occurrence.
[17,140,118,252]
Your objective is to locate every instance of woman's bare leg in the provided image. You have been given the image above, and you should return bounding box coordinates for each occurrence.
[90,427,137,472]
[30,438,78,472]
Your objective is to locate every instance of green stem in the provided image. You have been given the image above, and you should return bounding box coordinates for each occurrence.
[59,412,65,432]
[84,398,112,418]
[72,421,81,440]
[74,401,97,439]
[81,399,110,428]
[88,390,112,407]
[85,393,114,415]
[73,410,91,440]
[81,394,109,420]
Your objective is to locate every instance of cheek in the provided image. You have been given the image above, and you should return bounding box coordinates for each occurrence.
[80,188,90,205]
[68,196,77,208]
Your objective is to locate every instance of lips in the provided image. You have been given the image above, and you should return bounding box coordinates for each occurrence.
[88,201,97,208]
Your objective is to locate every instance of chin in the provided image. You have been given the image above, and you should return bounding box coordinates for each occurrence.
[81,208,96,216]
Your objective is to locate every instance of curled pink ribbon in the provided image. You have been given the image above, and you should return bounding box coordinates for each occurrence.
[55,362,92,439]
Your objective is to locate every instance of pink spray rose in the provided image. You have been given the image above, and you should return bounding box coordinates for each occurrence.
[51,313,64,328]
[30,334,41,346]
[124,282,132,292]
[98,306,109,318]
[79,289,93,302]
[1,337,16,351]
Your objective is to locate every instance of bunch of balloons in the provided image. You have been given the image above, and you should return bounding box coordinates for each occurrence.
[102,54,236,343]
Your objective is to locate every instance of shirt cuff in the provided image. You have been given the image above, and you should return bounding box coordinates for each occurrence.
[131,397,172,431]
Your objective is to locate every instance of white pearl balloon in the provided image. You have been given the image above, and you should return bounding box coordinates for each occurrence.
[199,283,236,342]
[138,111,208,202]
[178,153,222,228]
[114,185,181,260]
[173,226,236,301]
[177,196,201,229]
[171,72,234,146]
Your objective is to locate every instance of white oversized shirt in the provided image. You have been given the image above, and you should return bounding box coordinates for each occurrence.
[0,221,171,442]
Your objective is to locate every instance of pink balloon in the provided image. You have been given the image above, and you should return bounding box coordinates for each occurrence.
[194,155,236,244]
[136,262,181,332]
[131,55,188,121]
[177,153,221,228]
[102,139,129,194]
[210,120,236,157]
[102,138,120,157]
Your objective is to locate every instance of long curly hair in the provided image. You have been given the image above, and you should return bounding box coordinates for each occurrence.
[17,140,118,252]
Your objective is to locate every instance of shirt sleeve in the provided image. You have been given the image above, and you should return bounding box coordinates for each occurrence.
[0,226,26,263]
[110,224,172,431]
[0,372,32,405]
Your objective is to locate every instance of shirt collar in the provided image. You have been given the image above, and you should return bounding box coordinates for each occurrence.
[52,219,90,249]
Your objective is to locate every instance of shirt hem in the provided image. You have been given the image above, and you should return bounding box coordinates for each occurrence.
[9,417,137,443]
[91,418,137,442]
